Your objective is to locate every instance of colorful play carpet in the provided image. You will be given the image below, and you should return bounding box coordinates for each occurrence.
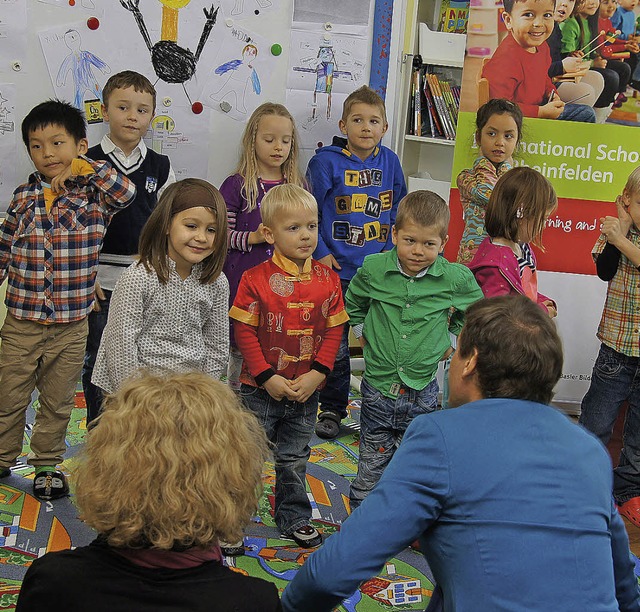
[0,389,435,611]
[608,86,640,127]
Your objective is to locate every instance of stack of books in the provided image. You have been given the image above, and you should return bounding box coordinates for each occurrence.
[409,65,460,140]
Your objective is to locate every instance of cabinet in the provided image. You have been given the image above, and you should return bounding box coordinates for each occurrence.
[393,0,466,203]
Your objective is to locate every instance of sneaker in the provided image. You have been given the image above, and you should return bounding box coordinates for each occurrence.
[315,410,341,440]
[630,80,640,92]
[618,496,640,528]
[282,525,322,548]
[219,539,245,556]
[33,470,69,501]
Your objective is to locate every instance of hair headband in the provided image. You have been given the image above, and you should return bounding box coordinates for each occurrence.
[171,184,217,216]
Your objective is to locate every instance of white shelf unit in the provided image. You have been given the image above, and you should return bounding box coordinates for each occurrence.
[393,0,466,203]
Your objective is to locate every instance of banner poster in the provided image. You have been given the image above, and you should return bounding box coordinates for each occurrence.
[445,21,640,406]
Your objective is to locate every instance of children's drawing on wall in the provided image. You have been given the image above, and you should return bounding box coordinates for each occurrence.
[201,26,271,121]
[118,0,222,105]
[220,0,277,18]
[145,109,209,179]
[56,29,110,110]
[38,0,99,10]
[0,84,17,214]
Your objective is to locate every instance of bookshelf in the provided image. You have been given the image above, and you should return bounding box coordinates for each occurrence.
[393,0,466,203]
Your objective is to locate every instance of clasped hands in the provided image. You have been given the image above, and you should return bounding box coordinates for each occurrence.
[263,370,326,403]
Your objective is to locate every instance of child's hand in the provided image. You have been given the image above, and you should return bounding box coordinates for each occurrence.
[319,254,341,270]
[50,164,75,193]
[93,281,106,312]
[570,50,585,58]
[538,99,565,119]
[625,41,640,53]
[263,375,296,401]
[592,56,607,69]
[289,370,326,403]
[359,336,367,350]
[542,300,557,318]
[562,56,583,73]
[248,223,266,245]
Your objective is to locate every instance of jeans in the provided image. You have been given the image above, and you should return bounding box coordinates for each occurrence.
[82,290,111,424]
[579,343,640,502]
[318,278,351,419]
[240,384,318,534]
[558,103,595,123]
[349,377,439,510]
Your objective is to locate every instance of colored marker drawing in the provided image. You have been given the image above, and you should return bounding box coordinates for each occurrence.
[210,43,261,115]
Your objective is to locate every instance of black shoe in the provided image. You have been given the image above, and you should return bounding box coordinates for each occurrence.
[0,468,10,478]
[33,470,69,501]
[315,410,341,439]
[630,80,640,92]
[282,525,322,548]
[219,539,245,556]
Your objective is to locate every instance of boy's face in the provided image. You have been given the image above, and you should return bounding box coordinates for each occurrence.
[339,102,388,161]
[555,0,576,21]
[599,0,617,17]
[623,189,640,229]
[102,86,155,154]
[392,221,448,276]
[263,207,318,270]
[28,124,87,182]
[619,0,638,11]
[503,0,555,53]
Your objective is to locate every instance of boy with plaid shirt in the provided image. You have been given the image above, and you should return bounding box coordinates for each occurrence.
[0,100,135,500]
[580,166,640,525]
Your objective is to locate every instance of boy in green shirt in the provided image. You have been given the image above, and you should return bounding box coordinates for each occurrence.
[346,190,483,510]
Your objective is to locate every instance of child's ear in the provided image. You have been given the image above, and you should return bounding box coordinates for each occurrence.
[77,138,88,156]
[101,104,109,122]
[440,235,449,252]
[263,225,276,245]
[502,11,513,30]
[339,119,347,135]
[391,224,398,245]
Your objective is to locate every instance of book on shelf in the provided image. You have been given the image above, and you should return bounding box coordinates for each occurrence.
[437,0,470,34]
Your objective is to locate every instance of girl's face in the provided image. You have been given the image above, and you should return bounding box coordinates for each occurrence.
[555,0,576,21]
[167,206,217,279]
[577,0,599,16]
[477,112,519,167]
[254,114,293,180]
[599,0,617,18]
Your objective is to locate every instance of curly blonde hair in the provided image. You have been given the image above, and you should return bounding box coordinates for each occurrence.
[73,372,270,549]
[237,102,305,213]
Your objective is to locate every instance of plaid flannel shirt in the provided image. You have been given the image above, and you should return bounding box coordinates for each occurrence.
[0,157,135,324]
[593,226,640,357]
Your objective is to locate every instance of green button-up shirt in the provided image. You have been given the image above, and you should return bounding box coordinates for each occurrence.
[346,249,483,397]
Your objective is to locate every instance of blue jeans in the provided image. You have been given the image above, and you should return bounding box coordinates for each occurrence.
[349,377,439,510]
[579,343,640,502]
[318,278,350,419]
[82,289,111,424]
[240,384,318,534]
[558,103,595,123]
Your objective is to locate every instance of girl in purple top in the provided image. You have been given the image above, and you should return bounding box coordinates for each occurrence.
[220,103,306,393]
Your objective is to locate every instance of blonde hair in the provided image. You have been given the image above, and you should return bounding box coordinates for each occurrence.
[138,179,228,284]
[624,166,640,196]
[74,372,270,549]
[485,167,557,249]
[237,103,305,213]
[260,183,317,228]
[342,85,387,123]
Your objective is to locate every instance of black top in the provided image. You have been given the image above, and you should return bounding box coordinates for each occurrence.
[16,538,282,612]
[596,241,622,281]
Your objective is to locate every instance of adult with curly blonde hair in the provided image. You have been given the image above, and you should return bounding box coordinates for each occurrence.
[16,372,281,612]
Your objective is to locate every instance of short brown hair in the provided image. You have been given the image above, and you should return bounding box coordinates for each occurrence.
[342,85,387,123]
[138,179,228,284]
[74,372,270,548]
[502,0,555,15]
[395,190,449,240]
[458,295,563,404]
[260,183,317,228]
[485,166,557,249]
[102,70,156,111]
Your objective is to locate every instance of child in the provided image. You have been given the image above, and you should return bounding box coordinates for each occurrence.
[83,70,175,423]
[16,372,280,611]
[345,191,483,510]
[0,100,135,500]
[611,0,640,78]
[548,0,605,108]
[91,179,229,394]
[230,184,348,548]
[220,102,305,392]
[579,166,640,526]
[456,99,522,265]
[561,0,631,121]
[306,85,407,439]
[468,166,558,318]
[482,0,596,122]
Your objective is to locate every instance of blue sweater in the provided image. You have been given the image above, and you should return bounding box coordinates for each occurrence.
[283,398,640,612]
[306,137,407,281]
[612,6,636,39]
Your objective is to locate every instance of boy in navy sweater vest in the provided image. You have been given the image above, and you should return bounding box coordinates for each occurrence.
[83,71,175,422]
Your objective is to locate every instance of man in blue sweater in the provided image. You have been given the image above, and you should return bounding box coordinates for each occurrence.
[282,295,640,612]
